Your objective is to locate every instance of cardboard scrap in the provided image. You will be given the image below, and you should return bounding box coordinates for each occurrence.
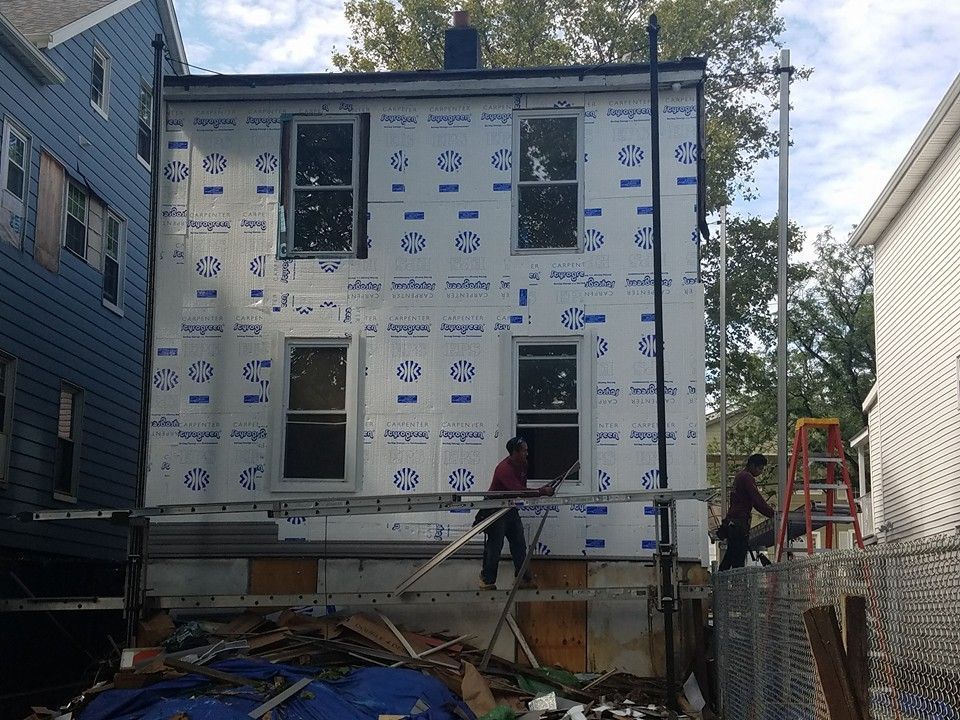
[461,662,497,717]
[340,614,410,657]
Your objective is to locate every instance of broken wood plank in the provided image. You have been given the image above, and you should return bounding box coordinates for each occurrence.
[248,676,312,718]
[505,614,540,669]
[841,595,869,714]
[802,605,867,720]
[163,658,258,687]
[581,667,619,692]
[376,611,419,658]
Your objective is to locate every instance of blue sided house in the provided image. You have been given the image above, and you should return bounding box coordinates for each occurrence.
[0,1,186,568]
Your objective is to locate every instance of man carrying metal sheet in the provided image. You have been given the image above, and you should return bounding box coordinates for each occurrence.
[718,454,775,570]
[477,436,555,590]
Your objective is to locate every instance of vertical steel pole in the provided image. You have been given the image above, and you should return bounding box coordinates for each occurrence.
[776,49,791,552]
[719,206,728,516]
[647,14,676,703]
[125,33,164,644]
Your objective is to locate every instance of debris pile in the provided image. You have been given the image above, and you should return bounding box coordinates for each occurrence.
[24,609,706,720]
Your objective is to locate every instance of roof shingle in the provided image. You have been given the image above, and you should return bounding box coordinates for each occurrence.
[0,0,119,37]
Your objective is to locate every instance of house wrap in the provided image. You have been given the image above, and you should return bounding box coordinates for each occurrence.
[148,61,709,562]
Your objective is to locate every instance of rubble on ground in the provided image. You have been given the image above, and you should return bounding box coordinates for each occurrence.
[23,609,704,720]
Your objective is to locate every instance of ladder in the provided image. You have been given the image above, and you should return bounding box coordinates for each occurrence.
[775,417,865,561]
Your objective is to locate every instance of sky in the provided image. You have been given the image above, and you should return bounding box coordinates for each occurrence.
[172,0,960,238]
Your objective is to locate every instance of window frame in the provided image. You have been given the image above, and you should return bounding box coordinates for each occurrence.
[136,81,153,169]
[62,180,88,260]
[273,333,364,492]
[509,334,592,487]
[510,109,585,255]
[284,116,361,259]
[90,44,111,119]
[0,352,16,488]
[1,118,30,204]
[52,382,83,501]
[101,209,125,314]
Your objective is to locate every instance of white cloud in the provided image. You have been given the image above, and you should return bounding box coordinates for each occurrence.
[738,0,960,238]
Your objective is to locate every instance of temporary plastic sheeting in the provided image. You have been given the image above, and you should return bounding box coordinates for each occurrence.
[79,662,475,720]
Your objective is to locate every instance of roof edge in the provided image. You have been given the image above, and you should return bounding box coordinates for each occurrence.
[0,12,67,84]
[850,72,960,248]
[159,0,188,75]
[44,0,140,48]
[862,382,878,413]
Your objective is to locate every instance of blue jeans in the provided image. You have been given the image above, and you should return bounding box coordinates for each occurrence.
[481,508,532,584]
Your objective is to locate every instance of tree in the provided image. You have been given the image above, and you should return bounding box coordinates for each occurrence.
[332,0,804,208]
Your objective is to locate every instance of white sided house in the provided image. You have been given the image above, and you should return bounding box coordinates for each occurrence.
[851,72,960,543]
[144,46,709,669]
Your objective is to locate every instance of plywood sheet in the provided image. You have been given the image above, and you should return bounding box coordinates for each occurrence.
[249,558,318,594]
[515,560,586,671]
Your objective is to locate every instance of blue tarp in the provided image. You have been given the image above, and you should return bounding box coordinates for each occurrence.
[79,660,475,720]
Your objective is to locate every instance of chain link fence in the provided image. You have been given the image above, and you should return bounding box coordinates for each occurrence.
[715,533,960,720]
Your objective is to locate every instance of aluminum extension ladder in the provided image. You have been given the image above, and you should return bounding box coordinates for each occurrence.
[775,417,865,561]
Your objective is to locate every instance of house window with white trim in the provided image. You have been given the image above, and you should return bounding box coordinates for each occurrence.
[90,45,111,118]
[64,181,87,258]
[137,83,152,166]
[284,118,365,257]
[514,340,582,482]
[53,383,83,498]
[102,210,124,311]
[0,119,29,248]
[278,338,361,488]
[512,111,584,253]
[0,353,16,486]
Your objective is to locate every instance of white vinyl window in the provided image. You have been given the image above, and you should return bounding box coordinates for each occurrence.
[63,181,87,258]
[90,45,111,118]
[0,119,30,249]
[512,338,588,483]
[0,353,16,486]
[137,83,152,167]
[276,337,362,490]
[512,111,584,253]
[53,383,83,499]
[286,118,359,257]
[102,210,124,312]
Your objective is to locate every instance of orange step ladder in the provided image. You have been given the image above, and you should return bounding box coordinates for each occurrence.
[775,418,865,561]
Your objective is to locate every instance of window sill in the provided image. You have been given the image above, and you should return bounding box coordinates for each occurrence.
[53,491,78,504]
[102,298,123,317]
[90,100,109,121]
[63,245,88,263]
[137,155,151,172]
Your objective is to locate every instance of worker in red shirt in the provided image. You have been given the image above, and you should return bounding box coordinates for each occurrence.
[718,454,775,571]
[478,436,555,590]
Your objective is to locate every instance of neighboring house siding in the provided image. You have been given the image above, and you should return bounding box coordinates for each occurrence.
[873,127,960,542]
[0,1,174,561]
[866,399,883,530]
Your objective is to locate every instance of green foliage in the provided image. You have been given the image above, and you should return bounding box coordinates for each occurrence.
[332,0,804,208]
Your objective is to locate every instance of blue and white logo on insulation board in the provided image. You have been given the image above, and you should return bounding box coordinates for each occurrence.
[638,335,657,358]
[642,468,660,490]
[390,150,409,172]
[153,368,179,391]
[449,360,476,383]
[163,161,189,182]
[250,256,266,278]
[183,467,210,492]
[596,336,609,359]
[598,469,612,492]
[455,231,480,254]
[396,360,422,382]
[188,360,214,383]
[584,229,605,252]
[490,148,511,171]
[561,307,585,330]
[255,152,278,173]
[437,150,463,173]
[674,141,698,164]
[393,467,420,491]
[239,465,262,491]
[447,467,475,492]
[196,256,222,278]
[618,144,645,167]
[202,153,227,174]
[635,226,654,250]
[401,232,427,255]
[242,360,270,402]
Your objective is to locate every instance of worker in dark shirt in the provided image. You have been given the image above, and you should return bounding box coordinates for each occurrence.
[479,436,555,589]
[718,453,775,571]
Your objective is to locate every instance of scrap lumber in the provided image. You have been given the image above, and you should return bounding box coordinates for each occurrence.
[247,676,312,719]
[505,614,541,669]
[802,605,868,720]
[841,595,869,714]
[163,657,258,687]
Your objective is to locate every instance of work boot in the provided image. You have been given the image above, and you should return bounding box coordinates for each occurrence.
[478,576,496,590]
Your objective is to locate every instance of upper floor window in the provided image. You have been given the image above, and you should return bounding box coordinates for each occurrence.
[64,181,88,258]
[1,119,29,249]
[102,211,124,311]
[0,353,15,487]
[137,83,152,166]
[90,45,111,118]
[53,383,83,498]
[281,116,369,258]
[512,112,584,253]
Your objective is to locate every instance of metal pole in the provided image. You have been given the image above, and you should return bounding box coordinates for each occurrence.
[719,206,728,516]
[125,32,164,644]
[776,49,791,556]
[647,14,676,703]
